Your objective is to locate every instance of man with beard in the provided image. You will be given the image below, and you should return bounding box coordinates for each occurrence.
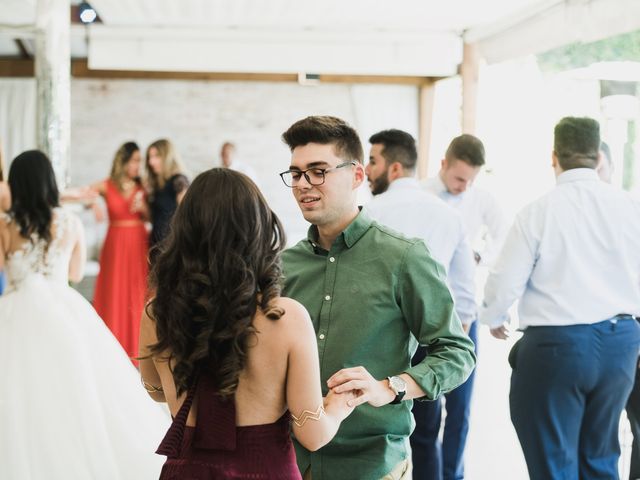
[363,129,476,480]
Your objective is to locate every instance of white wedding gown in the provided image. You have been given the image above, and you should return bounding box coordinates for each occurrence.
[0,208,170,479]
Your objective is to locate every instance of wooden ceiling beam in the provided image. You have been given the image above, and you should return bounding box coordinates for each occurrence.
[0,59,441,86]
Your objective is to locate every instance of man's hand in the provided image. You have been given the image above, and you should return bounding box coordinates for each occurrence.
[327,366,394,408]
[490,324,509,340]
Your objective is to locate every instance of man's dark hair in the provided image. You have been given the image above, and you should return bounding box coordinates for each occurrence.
[445,134,485,167]
[369,129,417,171]
[553,117,600,170]
[282,116,364,164]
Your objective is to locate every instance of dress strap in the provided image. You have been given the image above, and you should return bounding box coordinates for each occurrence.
[155,380,198,457]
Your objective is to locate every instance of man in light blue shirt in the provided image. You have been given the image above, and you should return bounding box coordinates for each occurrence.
[363,129,476,480]
[480,117,640,480]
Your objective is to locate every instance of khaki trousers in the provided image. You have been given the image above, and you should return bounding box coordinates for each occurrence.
[303,458,412,480]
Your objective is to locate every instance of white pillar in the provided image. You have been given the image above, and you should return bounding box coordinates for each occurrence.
[461,42,479,135]
[35,0,70,188]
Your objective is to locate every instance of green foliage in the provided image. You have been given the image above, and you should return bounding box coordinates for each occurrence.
[538,29,640,72]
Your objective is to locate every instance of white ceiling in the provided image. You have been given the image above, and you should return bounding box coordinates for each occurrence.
[1,0,547,32]
[1,0,640,76]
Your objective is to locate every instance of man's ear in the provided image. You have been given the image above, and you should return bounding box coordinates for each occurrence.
[389,162,404,181]
[441,158,447,170]
[353,162,365,189]
[551,150,558,168]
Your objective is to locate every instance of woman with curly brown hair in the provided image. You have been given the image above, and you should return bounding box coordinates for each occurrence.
[139,168,355,479]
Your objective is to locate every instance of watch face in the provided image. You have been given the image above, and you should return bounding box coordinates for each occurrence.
[390,376,407,392]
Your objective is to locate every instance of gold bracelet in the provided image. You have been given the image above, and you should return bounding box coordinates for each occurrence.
[141,378,164,393]
[291,405,326,428]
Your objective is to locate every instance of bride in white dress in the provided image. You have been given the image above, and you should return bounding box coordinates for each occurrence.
[0,150,170,480]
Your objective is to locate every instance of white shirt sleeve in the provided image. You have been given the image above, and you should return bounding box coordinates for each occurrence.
[477,194,508,267]
[448,231,477,326]
[479,214,537,328]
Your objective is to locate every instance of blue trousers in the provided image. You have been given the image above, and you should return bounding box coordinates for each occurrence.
[625,362,640,480]
[411,321,477,480]
[510,317,640,480]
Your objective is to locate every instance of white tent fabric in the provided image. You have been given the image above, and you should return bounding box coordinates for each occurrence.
[0,78,36,167]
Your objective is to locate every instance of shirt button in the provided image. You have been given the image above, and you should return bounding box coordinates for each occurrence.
[324,295,331,301]
[319,334,325,340]
[329,257,335,262]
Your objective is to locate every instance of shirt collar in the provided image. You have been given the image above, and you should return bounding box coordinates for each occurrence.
[432,173,448,195]
[387,177,420,191]
[556,168,599,185]
[306,208,373,252]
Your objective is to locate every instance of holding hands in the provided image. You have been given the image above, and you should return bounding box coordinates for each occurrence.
[327,366,395,408]
[324,388,356,422]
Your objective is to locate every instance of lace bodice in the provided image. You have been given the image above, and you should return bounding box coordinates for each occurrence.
[3,208,75,292]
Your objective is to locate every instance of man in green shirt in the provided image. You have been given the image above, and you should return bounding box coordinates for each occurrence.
[278,116,476,480]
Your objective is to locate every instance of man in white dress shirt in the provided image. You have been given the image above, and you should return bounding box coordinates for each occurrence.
[423,134,506,266]
[363,129,476,480]
[480,117,640,480]
[421,133,505,480]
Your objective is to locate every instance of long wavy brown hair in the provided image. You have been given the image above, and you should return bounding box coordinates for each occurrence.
[147,168,286,397]
[145,139,185,191]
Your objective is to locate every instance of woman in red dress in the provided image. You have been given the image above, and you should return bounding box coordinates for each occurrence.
[90,142,149,361]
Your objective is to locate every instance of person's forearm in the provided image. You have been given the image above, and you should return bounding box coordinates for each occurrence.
[292,401,341,452]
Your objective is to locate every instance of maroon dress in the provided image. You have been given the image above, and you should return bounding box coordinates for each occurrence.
[156,375,302,479]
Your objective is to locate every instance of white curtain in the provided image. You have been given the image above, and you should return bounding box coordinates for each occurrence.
[0,78,37,170]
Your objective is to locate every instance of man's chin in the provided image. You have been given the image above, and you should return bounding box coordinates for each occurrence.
[300,209,321,224]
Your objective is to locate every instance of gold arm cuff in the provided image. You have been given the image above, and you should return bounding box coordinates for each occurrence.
[291,405,326,428]
[141,378,164,393]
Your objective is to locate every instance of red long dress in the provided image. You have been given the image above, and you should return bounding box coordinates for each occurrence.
[93,179,149,362]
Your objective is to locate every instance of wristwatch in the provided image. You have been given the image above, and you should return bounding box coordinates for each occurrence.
[387,375,407,404]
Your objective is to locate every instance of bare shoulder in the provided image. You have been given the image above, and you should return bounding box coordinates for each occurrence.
[94,179,108,195]
[59,209,84,241]
[267,297,315,339]
[274,297,311,322]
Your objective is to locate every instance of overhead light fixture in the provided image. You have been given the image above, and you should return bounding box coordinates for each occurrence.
[79,2,98,24]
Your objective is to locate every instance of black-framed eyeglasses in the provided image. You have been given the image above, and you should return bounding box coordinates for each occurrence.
[279,161,356,188]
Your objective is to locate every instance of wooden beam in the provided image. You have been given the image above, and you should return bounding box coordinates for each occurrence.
[0,58,34,76]
[70,60,299,82]
[14,39,31,59]
[461,42,479,134]
[318,74,436,86]
[0,58,440,86]
[71,60,437,84]
[417,81,436,180]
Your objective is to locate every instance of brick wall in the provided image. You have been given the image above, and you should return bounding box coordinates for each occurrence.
[69,78,418,244]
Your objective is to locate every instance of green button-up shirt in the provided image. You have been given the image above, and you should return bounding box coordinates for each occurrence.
[282,211,476,480]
